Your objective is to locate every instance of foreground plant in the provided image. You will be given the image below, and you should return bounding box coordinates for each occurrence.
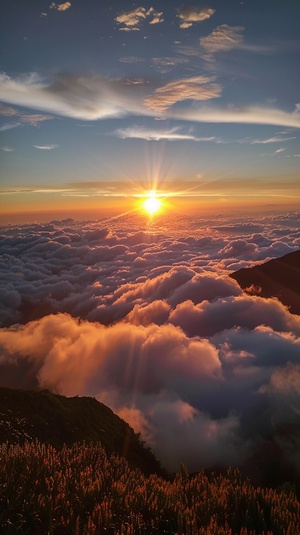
[0,441,299,534]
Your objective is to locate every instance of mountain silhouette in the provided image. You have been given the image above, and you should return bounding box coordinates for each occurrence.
[230,250,300,314]
[0,387,164,477]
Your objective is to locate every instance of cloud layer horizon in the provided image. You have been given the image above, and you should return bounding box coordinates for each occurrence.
[1,211,300,484]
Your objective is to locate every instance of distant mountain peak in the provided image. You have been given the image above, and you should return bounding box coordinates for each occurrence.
[230,250,300,315]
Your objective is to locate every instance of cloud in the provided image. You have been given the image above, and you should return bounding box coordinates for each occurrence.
[1,72,300,128]
[34,144,58,150]
[0,102,53,128]
[169,294,300,338]
[0,72,145,120]
[0,215,299,329]
[178,6,215,29]
[0,103,18,116]
[0,313,222,396]
[169,103,300,129]
[112,125,216,142]
[0,216,300,480]
[199,24,244,60]
[21,114,53,126]
[151,57,186,74]
[126,300,171,326]
[0,122,21,131]
[249,135,296,144]
[115,7,147,29]
[144,76,222,112]
[147,7,164,25]
[50,2,71,12]
[115,7,163,31]
[1,146,14,152]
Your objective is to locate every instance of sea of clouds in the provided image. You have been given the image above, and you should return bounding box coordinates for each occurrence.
[1,209,300,485]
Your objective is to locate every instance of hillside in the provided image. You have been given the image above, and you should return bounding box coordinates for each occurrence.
[230,250,300,314]
[0,387,164,477]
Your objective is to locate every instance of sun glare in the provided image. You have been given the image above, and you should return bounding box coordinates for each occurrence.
[142,191,162,215]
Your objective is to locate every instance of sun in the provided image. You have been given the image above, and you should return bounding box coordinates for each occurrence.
[142,191,162,215]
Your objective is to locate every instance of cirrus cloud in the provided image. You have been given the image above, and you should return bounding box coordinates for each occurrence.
[199,24,244,60]
[0,72,300,128]
[112,125,216,142]
[144,75,222,112]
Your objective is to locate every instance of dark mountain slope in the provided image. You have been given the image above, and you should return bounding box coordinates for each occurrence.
[0,387,164,477]
[230,250,300,314]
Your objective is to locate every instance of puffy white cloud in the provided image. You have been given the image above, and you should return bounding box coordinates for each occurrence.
[0,214,300,478]
[147,7,164,25]
[170,294,300,338]
[115,6,163,31]
[168,273,242,307]
[178,6,215,29]
[115,7,147,29]
[0,313,221,396]
[50,2,71,12]
[0,214,299,328]
[125,300,171,326]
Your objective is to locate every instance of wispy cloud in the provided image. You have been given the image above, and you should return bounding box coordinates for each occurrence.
[0,122,21,132]
[151,57,187,74]
[115,6,163,31]
[0,102,53,128]
[1,72,300,129]
[169,104,300,129]
[248,135,296,144]
[34,144,58,150]
[144,76,222,112]
[199,25,244,60]
[261,147,286,157]
[177,6,215,29]
[1,146,14,152]
[112,125,216,142]
[0,103,18,117]
[0,72,142,120]
[119,56,145,64]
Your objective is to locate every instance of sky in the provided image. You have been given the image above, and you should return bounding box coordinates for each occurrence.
[0,0,300,220]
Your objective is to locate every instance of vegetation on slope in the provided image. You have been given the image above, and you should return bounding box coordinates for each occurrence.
[1,440,299,535]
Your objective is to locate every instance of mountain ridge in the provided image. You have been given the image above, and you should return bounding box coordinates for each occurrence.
[0,387,165,477]
[230,249,300,314]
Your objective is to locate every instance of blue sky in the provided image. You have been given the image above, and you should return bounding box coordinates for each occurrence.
[0,0,299,214]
